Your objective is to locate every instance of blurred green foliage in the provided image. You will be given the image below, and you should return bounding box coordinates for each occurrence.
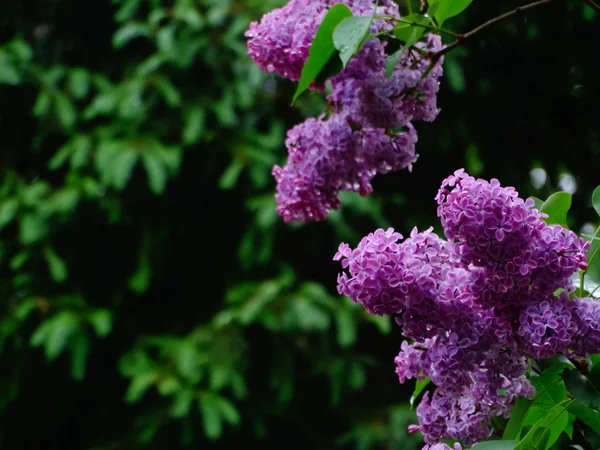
[0,0,598,449]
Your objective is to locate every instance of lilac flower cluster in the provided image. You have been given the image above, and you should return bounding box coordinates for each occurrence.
[246,0,444,222]
[335,170,595,448]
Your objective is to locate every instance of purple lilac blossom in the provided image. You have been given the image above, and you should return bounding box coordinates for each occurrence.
[273,115,417,222]
[245,0,328,82]
[245,0,400,82]
[335,170,596,447]
[247,0,444,222]
[329,35,444,129]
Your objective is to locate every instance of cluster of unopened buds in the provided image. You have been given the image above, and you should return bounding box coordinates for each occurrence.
[335,169,596,448]
[246,0,444,222]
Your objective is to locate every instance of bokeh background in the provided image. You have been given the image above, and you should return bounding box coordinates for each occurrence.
[0,1,598,449]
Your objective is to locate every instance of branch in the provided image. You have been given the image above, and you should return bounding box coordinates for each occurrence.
[586,0,600,12]
[431,0,561,61]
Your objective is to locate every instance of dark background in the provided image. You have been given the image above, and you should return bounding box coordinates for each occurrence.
[0,0,598,449]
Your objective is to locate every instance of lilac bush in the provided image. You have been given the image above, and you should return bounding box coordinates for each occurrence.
[247,1,600,448]
[335,169,596,448]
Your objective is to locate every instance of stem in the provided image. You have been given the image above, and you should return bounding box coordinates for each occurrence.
[396,19,460,38]
[585,225,600,269]
[435,0,561,59]
[586,0,600,12]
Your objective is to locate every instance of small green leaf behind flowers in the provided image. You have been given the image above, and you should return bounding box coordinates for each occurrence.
[540,191,572,228]
[592,185,600,217]
[410,376,431,409]
[429,0,474,26]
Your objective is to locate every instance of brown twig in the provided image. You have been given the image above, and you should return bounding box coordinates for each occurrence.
[586,0,600,12]
[429,0,561,63]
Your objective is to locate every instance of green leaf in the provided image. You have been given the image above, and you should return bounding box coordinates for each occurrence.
[335,308,356,347]
[563,366,600,411]
[142,152,167,194]
[54,93,77,129]
[129,255,151,293]
[170,390,194,418]
[68,69,89,99]
[10,251,29,270]
[112,22,150,48]
[332,16,372,67]
[157,376,179,395]
[513,400,571,450]
[432,0,474,26]
[530,196,544,211]
[125,372,157,403]
[153,75,181,107]
[427,2,440,17]
[593,185,600,217]
[88,309,113,337]
[292,3,352,104]
[175,343,200,382]
[115,0,143,21]
[8,38,33,61]
[471,441,519,449]
[445,54,466,92]
[45,313,79,360]
[540,191,571,227]
[567,400,600,435]
[110,149,138,190]
[44,246,68,282]
[521,363,568,434]
[183,107,206,145]
[386,28,420,78]
[70,333,89,381]
[503,396,533,439]
[0,198,18,230]
[219,159,244,190]
[410,377,431,409]
[213,396,240,425]
[539,407,568,450]
[199,396,222,439]
[70,135,92,169]
[31,312,79,361]
[393,14,429,42]
[20,214,48,244]
[0,54,20,85]
[33,91,52,117]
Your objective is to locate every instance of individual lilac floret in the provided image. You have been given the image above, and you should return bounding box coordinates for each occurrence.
[274,116,418,222]
[329,35,445,129]
[246,0,400,82]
